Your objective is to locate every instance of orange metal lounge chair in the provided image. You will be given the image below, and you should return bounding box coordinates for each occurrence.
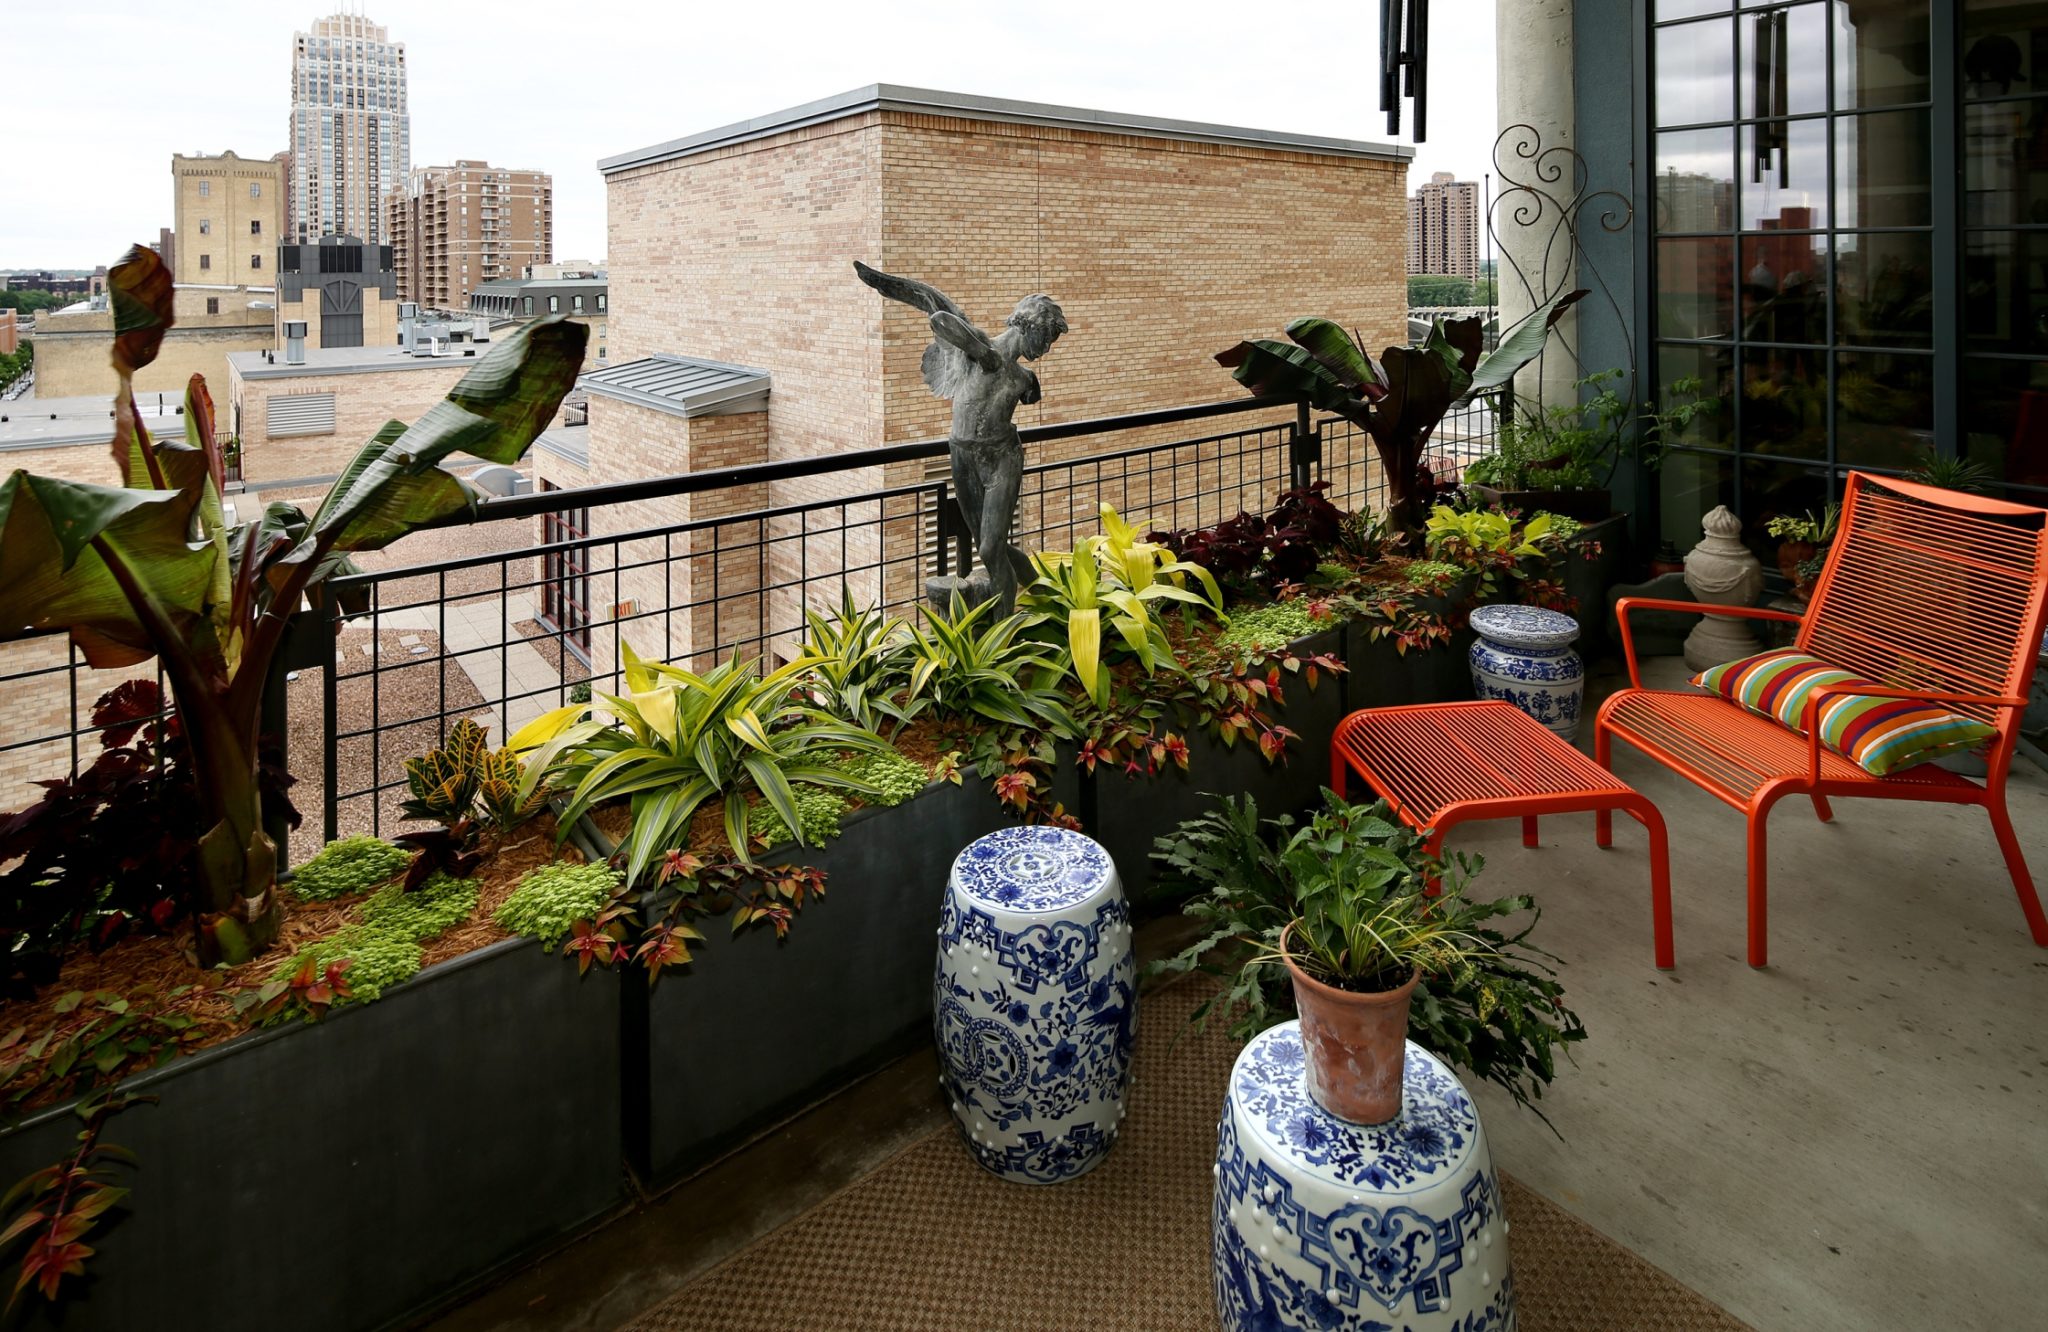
[1597,472,2048,967]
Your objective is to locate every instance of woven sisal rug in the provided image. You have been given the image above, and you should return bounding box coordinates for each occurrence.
[631,981,1749,1331]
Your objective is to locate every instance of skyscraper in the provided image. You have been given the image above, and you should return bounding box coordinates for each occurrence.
[287,11,410,246]
[1408,171,1481,281]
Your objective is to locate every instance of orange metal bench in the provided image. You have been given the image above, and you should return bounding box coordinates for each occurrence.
[1332,700,1675,968]
[1597,472,2048,968]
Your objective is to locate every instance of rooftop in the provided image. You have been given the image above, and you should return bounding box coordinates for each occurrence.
[579,354,769,418]
[0,392,185,451]
[228,343,491,379]
[470,277,609,293]
[598,83,1415,175]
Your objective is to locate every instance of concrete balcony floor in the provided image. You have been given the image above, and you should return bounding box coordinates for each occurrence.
[431,657,2048,1332]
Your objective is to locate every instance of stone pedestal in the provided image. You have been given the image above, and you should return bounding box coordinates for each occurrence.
[1682,505,1765,672]
[934,826,1135,1184]
[1214,1022,1515,1331]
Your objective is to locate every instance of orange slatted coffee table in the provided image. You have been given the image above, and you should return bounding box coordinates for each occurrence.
[1331,701,1676,969]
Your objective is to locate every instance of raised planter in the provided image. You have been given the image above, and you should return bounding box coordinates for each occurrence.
[0,938,625,1332]
[628,772,1016,1184]
[1082,627,1348,902]
[1344,624,1474,711]
[1562,512,1631,659]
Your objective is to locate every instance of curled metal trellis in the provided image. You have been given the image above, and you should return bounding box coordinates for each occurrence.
[1486,122,1637,418]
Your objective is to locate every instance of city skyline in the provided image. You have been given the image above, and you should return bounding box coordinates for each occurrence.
[0,0,1498,270]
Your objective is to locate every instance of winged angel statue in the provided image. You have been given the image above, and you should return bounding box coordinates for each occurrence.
[854,261,1068,615]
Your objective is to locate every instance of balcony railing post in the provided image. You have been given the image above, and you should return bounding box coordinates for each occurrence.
[1288,401,1321,493]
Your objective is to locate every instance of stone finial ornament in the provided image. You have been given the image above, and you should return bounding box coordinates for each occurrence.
[1682,504,1766,671]
[854,261,1069,617]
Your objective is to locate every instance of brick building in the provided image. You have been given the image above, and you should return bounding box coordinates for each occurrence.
[1408,171,1481,280]
[385,161,553,311]
[541,85,1409,668]
[171,150,284,284]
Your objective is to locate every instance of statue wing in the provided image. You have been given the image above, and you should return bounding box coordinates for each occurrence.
[853,261,979,400]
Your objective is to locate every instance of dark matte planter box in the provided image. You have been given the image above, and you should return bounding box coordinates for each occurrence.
[1081,628,1349,902]
[633,773,1013,1183]
[0,938,624,1332]
[1345,624,1474,711]
[1563,513,1631,659]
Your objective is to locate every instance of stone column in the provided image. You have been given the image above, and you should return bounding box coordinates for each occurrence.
[1494,0,1580,414]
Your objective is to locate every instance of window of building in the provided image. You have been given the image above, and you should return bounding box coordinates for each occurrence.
[597,293,607,311]
[206,297,219,314]
[251,182,262,199]
[1645,0,1994,553]
[572,294,584,312]
[199,219,211,235]
[523,296,533,315]
[198,180,211,197]
[548,295,559,313]
[251,219,262,235]
[539,484,592,658]
[251,254,262,270]
[200,254,211,270]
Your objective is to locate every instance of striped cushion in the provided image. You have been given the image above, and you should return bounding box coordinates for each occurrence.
[1690,650,1997,776]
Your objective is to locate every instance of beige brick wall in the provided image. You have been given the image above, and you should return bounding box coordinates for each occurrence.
[35,323,271,401]
[172,152,284,286]
[0,636,143,812]
[597,104,1405,664]
[228,361,472,483]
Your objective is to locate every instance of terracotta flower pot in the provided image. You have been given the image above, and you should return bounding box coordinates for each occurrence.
[1280,923,1420,1125]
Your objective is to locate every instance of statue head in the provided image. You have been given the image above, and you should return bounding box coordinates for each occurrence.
[1007,294,1068,361]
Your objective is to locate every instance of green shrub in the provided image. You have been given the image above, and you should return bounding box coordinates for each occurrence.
[846,749,927,807]
[359,873,480,941]
[568,680,592,705]
[749,786,849,850]
[1402,560,1466,588]
[1218,601,1321,654]
[1313,561,1353,586]
[494,862,622,951]
[288,836,412,901]
[270,927,422,1007]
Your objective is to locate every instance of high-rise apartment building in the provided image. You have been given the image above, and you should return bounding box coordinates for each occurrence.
[385,161,553,310]
[1408,171,1481,280]
[287,12,410,246]
[171,151,283,285]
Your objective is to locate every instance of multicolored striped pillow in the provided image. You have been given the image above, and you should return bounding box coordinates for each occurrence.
[1690,650,1997,776]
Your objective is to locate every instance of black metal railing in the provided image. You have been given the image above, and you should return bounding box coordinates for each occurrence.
[0,392,1505,856]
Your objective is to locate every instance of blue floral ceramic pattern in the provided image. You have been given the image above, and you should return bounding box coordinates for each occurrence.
[1231,1028,1478,1192]
[950,824,1116,913]
[1467,605,1579,651]
[1214,1023,1516,1331]
[1470,609,1585,742]
[935,829,1134,1185]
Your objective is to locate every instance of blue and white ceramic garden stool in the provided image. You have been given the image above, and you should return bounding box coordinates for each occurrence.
[1213,1022,1515,1332]
[1468,604,1586,742]
[934,825,1136,1185]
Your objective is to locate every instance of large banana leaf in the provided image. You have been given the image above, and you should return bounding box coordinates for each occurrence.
[1283,318,1386,398]
[1213,338,1356,411]
[281,318,586,571]
[108,244,174,379]
[0,472,217,668]
[1458,289,1587,405]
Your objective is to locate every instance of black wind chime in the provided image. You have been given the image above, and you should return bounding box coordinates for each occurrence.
[1380,0,1430,141]
[1751,7,1790,186]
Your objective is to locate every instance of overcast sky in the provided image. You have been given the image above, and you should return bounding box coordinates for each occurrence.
[1,0,1498,270]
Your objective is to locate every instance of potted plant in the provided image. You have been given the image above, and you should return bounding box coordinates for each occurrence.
[1213,293,1584,537]
[1152,790,1586,1126]
[1764,504,1838,600]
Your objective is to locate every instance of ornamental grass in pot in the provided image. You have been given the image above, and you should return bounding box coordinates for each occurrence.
[1151,790,1587,1129]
